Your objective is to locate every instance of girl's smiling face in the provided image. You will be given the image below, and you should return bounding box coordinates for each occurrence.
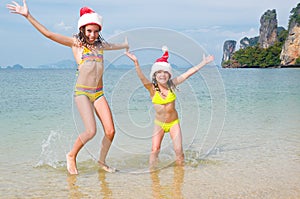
[155,70,171,85]
[84,24,100,44]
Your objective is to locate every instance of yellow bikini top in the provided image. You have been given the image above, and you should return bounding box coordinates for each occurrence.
[79,46,103,65]
[152,90,176,105]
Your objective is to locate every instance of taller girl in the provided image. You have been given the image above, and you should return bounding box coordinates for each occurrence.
[7,0,129,174]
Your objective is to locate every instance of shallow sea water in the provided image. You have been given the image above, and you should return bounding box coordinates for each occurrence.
[0,68,299,198]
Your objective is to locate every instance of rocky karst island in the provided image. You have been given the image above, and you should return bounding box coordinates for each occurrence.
[222,3,300,68]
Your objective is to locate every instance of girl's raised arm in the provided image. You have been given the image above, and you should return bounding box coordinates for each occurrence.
[6,0,74,47]
[125,51,152,91]
[102,37,129,51]
[172,54,214,86]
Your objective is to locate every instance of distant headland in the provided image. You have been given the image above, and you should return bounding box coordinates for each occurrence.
[0,60,76,70]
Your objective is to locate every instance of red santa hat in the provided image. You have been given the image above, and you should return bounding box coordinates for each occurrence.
[77,7,103,30]
[150,46,172,79]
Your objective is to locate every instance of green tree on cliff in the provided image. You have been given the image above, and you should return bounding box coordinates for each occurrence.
[288,3,300,29]
[232,42,282,67]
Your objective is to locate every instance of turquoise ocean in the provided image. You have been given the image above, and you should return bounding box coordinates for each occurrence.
[0,67,299,198]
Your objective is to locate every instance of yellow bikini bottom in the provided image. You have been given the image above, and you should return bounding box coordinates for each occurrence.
[154,119,179,133]
[74,84,104,102]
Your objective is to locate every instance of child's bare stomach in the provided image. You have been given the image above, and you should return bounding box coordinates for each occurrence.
[76,62,104,87]
[154,109,178,123]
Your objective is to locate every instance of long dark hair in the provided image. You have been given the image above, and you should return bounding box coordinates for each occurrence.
[74,26,108,48]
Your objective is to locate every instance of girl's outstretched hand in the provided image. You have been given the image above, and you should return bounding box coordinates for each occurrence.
[6,0,29,17]
[202,54,214,65]
[125,51,138,63]
[124,37,129,52]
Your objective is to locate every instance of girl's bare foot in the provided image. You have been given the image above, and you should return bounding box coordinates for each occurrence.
[98,160,117,173]
[66,153,78,175]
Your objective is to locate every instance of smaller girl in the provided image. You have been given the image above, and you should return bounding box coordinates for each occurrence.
[125,47,214,168]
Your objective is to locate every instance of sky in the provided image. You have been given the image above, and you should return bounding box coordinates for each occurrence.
[0,0,299,67]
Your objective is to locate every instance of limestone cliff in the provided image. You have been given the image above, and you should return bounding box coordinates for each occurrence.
[240,36,259,49]
[221,9,279,67]
[280,3,300,65]
[258,9,278,49]
[221,40,236,64]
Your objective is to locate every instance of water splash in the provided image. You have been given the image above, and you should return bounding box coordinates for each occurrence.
[184,149,221,167]
[35,130,65,168]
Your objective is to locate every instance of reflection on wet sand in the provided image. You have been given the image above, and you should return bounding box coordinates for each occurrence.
[67,175,84,199]
[98,169,113,198]
[66,170,113,199]
[151,165,185,199]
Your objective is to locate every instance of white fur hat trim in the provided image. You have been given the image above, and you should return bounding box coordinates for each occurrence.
[78,12,103,30]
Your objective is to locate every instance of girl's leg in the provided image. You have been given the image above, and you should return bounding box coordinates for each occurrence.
[149,125,165,169]
[169,123,184,165]
[93,96,115,172]
[67,96,97,174]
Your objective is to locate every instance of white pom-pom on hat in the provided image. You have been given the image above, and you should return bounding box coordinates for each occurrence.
[150,46,172,79]
[162,45,168,53]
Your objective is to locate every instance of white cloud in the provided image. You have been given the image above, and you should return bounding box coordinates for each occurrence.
[185,28,212,33]
[184,26,259,40]
[219,28,259,40]
[54,21,73,31]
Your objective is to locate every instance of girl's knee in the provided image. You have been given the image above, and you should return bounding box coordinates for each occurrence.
[79,128,96,144]
[85,128,97,140]
[105,127,115,140]
[151,146,161,153]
